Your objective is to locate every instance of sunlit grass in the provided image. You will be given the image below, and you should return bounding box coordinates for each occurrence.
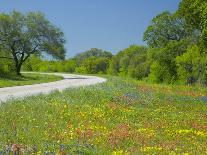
[0,73,62,88]
[0,76,206,154]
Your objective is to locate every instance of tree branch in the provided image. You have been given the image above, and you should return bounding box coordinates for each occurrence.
[23,44,39,62]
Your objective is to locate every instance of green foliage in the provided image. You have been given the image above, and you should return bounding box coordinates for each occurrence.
[75,66,87,73]
[148,40,191,84]
[148,61,172,83]
[0,11,65,75]
[24,48,113,75]
[72,48,112,74]
[176,45,207,85]
[0,49,14,74]
[178,0,207,46]
[22,56,42,71]
[109,45,149,79]
[143,11,190,48]
[5,0,207,87]
[75,48,112,65]
[62,59,76,73]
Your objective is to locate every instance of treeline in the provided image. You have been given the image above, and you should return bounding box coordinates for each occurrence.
[22,0,207,86]
[1,0,207,86]
[22,48,113,74]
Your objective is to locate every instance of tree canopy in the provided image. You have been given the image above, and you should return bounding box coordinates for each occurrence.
[178,0,207,46]
[0,11,65,75]
[143,11,191,48]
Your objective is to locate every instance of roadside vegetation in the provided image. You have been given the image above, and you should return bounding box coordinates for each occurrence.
[21,0,207,87]
[1,0,207,87]
[0,76,206,154]
[0,0,207,154]
[0,73,62,88]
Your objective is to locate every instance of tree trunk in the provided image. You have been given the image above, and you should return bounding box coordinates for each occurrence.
[12,50,22,76]
[14,59,22,76]
[16,65,21,76]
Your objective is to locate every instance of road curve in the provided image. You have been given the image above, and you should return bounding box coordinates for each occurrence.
[0,73,106,103]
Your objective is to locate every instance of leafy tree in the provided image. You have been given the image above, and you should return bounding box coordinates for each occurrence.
[128,54,150,80]
[75,66,87,74]
[148,61,172,83]
[0,11,65,75]
[63,59,76,73]
[108,45,149,79]
[178,0,207,47]
[148,40,189,83]
[108,57,119,75]
[143,11,191,48]
[75,48,112,66]
[80,56,110,74]
[176,45,207,85]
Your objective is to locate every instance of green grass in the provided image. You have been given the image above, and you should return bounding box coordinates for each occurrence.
[0,76,206,154]
[0,73,63,88]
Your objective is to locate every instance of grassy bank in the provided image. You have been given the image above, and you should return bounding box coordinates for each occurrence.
[0,73,63,88]
[0,76,206,154]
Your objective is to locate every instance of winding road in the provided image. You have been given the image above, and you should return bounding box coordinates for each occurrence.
[0,73,106,103]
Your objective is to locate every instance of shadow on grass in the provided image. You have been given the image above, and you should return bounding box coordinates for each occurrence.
[0,73,39,81]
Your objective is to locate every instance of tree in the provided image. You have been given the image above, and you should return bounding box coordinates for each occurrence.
[148,40,189,83]
[75,48,112,66]
[0,11,65,75]
[178,0,207,46]
[143,11,190,48]
[176,45,207,85]
[80,56,110,74]
[108,45,149,79]
[63,59,76,73]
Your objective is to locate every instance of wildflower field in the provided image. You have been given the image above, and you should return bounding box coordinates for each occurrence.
[0,76,206,154]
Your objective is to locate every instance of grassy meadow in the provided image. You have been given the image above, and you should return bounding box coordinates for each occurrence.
[0,76,206,154]
[0,73,62,88]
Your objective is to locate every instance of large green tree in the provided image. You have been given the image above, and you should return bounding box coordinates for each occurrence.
[0,11,65,75]
[178,0,207,46]
[143,11,191,48]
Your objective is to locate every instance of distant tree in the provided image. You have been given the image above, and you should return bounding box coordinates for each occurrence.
[0,11,65,75]
[143,11,191,48]
[108,45,149,79]
[128,53,150,80]
[108,57,119,75]
[80,56,110,74]
[75,48,112,65]
[63,59,76,73]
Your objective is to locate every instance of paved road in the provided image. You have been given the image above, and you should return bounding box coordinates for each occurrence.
[0,73,106,102]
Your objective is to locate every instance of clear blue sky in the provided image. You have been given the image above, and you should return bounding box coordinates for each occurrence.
[0,0,180,58]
